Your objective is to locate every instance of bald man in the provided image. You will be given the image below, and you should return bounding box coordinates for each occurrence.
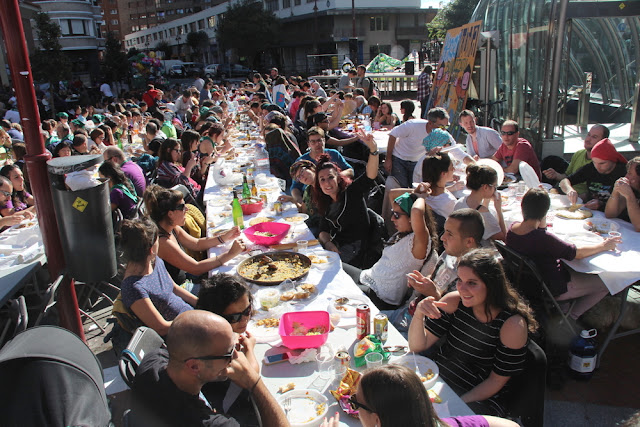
[103,146,146,197]
[133,310,288,427]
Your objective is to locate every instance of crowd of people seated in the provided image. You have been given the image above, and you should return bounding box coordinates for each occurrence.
[3,65,639,426]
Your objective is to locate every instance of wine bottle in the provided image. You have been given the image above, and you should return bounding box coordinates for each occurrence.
[242,174,251,200]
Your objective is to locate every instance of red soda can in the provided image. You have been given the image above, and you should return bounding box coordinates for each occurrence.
[356,304,370,340]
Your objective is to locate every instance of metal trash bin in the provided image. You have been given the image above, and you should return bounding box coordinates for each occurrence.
[47,155,116,282]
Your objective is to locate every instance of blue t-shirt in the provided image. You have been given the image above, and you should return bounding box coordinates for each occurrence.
[121,257,192,321]
[291,149,352,194]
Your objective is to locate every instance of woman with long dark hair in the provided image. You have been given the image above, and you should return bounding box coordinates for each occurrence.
[0,164,34,213]
[409,248,538,415]
[313,133,380,268]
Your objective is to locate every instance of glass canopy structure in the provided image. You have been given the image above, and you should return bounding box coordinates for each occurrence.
[470,0,640,148]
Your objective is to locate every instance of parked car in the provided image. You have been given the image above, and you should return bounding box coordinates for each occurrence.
[182,62,205,76]
[168,64,185,77]
[204,64,219,79]
[217,64,256,79]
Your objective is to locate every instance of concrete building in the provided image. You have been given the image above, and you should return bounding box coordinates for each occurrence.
[32,0,105,82]
[124,0,437,74]
[0,1,40,87]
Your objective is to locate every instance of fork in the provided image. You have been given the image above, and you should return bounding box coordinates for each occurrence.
[283,397,291,420]
[412,351,421,377]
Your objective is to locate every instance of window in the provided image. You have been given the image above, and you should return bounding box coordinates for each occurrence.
[110,9,118,14]
[60,19,89,36]
[153,33,158,40]
[177,8,184,14]
[266,0,279,11]
[294,0,301,5]
[141,14,147,19]
[369,16,389,31]
[140,24,147,30]
[208,16,216,28]
[198,19,205,30]
[283,0,290,7]
[111,19,119,25]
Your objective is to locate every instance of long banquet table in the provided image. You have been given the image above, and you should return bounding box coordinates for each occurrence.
[203,133,474,424]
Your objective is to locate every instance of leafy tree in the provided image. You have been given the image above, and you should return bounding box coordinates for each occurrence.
[127,47,140,58]
[30,12,72,84]
[216,0,280,68]
[186,31,209,62]
[102,32,129,84]
[427,0,479,40]
[155,41,173,60]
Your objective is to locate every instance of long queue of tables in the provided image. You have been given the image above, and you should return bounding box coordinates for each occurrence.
[203,127,474,425]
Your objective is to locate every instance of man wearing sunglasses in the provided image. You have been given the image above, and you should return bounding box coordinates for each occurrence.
[491,120,541,180]
[133,310,288,426]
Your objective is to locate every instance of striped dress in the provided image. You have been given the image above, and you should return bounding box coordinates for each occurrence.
[424,302,527,416]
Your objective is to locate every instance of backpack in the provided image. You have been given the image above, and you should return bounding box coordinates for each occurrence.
[365,77,377,98]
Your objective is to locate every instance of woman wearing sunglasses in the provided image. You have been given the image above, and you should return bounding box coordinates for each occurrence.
[342,192,438,310]
[144,185,245,286]
[196,273,260,373]
[155,138,200,201]
[453,164,506,241]
[335,364,518,427]
[119,217,196,337]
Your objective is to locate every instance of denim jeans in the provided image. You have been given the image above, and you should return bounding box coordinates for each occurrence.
[391,155,417,189]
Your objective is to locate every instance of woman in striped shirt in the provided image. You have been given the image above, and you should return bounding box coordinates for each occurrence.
[408,248,538,415]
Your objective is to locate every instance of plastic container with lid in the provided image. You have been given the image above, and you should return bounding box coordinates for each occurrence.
[568,329,598,380]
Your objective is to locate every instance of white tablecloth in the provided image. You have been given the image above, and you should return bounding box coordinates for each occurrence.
[501,192,640,295]
[204,158,474,423]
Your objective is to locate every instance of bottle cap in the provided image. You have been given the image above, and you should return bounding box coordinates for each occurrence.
[580,329,597,339]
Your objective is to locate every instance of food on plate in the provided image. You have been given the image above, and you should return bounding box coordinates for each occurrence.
[255,317,280,328]
[237,253,310,283]
[556,208,593,220]
[280,291,295,301]
[294,288,310,299]
[299,283,316,293]
[335,305,348,311]
[284,215,305,223]
[427,389,442,403]
[316,403,327,416]
[503,176,514,184]
[249,216,275,226]
[419,369,435,382]
[308,254,329,264]
[584,220,615,234]
[16,221,35,229]
[290,321,328,336]
[278,383,295,393]
[254,231,277,237]
[568,203,584,212]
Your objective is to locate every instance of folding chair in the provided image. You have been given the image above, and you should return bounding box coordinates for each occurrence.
[0,295,28,348]
[597,281,640,367]
[494,240,577,336]
[505,340,547,427]
[119,326,165,388]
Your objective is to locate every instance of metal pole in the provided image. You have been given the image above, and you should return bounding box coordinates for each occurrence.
[0,0,85,340]
[630,82,640,142]
[484,37,491,126]
[545,0,571,139]
[352,0,356,38]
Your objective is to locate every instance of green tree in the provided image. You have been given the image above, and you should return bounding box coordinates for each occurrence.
[102,32,129,84]
[186,31,209,62]
[127,47,140,58]
[155,41,173,60]
[427,0,479,40]
[30,12,72,84]
[216,0,280,68]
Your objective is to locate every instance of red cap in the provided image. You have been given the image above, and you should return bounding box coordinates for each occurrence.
[590,138,627,164]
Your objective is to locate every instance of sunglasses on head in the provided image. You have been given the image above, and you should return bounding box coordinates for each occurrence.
[348,394,374,413]
[221,304,252,323]
[183,346,236,363]
[501,130,517,136]
[173,203,186,211]
[390,210,409,220]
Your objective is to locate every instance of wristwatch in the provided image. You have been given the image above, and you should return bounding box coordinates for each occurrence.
[370,150,379,156]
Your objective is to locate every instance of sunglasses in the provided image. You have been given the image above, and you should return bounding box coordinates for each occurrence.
[221,304,252,323]
[173,203,186,211]
[183,346,236,363]
[390,210,409,220]
[348,394,374,413]
[0,190,11,197]
[501,130,517,136]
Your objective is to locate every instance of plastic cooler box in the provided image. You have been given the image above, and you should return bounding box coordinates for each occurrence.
[279,311,330,349]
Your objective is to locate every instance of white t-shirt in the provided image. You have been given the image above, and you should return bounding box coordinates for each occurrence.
[453,196,501,240]
[100,83,113,97]
[388,119,430,162]
[425,191,457,218]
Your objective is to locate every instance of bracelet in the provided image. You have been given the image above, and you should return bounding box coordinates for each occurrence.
[370,150,379,156]
[217,235,225,244]
[249,376,261,394]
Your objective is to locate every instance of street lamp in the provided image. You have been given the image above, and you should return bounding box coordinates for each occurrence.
[175,34,182,58]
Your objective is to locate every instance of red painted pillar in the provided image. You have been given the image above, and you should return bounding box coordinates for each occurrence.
[0,0,85,341]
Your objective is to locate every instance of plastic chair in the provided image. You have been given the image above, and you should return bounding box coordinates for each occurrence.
[504,340,547,427]
[494,240,577,336]
[597,281,640,367]
[119,326,165,388]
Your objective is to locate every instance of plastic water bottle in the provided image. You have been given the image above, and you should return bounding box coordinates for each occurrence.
[568,329,598,380]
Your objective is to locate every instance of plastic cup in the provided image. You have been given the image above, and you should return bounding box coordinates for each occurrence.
[365,352,384,369]
[296,240,308,253]
[316,352,336,379]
